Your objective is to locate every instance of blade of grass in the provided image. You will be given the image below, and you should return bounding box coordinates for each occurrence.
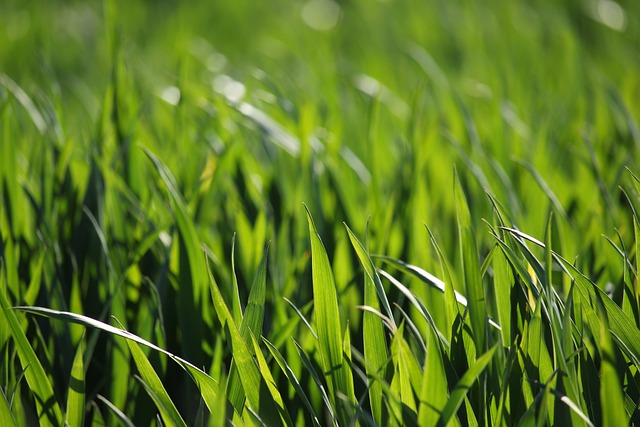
[65,336,86,427]
[344,224,390,425]
[0,388,16,427]
[126,338,187,427]
[305,206,356,423]
[206,253,284,426]
[227,242,270,413]
[454,168,487,353]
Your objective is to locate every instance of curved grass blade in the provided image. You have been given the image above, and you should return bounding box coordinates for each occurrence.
[305,206,356,423]
[127,339,187,427]
[12,306,219,413]
[0,290,63,427]
[96,395,135,427]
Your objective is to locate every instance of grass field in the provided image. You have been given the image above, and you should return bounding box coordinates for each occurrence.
[1,0,640,425]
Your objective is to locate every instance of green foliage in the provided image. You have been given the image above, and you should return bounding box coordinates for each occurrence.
[1,0,640,425]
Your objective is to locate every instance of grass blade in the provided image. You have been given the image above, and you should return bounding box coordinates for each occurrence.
[65,337,86,427]
[0,287,63,426]
[345,224,390,425]
[454,168,487,353]
[305,206,356,423]
[126,339,187,427]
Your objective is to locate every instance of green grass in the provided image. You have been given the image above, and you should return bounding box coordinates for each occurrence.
[1,0,640,425]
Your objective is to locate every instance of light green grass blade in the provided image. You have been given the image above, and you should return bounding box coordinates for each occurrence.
[12,306,219,413]
[0,388,17,427]
[227,243,270,413]
[454,169,487,353]
[127,339,187,427]
[345,224,389,425]
[418,325,449,426]
[206,254,284,426]
[305,206,356,423]
[598,306,627,427]
[0,289,63,426]
[65,336,85,427]
[438,343,499,426]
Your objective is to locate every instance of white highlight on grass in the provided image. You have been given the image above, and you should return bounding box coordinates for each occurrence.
[160,86,181,106]
[588,0,626,31]
[212,74,246,103]
[301,0,341,31]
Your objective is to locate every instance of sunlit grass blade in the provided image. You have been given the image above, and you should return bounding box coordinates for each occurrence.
[344,224,390,425]
[418,324,450,426]
[206,253,284,425]
[11,306,219,412]
[305,206,356,423]
[0,388,16,427]
[126,338,187,427]
[65,336,86,427]
[438,343,499,426]
[0,288,63,427]
[597,306,627,427]
[96,395,135,427]
[227,242,270,412]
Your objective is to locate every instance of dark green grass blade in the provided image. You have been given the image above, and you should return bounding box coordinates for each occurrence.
[345,224,390,425]
[65,337,86,427]
[143,146,208,363]
[439,344,499,426]
[0,290,63,426]
[454,169,487,353]
[305,206,356,423]
[263,338,322,427]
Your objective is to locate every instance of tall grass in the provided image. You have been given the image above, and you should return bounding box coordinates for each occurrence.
[1,0,640,425]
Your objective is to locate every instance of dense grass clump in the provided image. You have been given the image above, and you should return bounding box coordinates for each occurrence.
[1,0,640,425]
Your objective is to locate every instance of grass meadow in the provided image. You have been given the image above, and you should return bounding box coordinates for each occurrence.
[1,0,640,425]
